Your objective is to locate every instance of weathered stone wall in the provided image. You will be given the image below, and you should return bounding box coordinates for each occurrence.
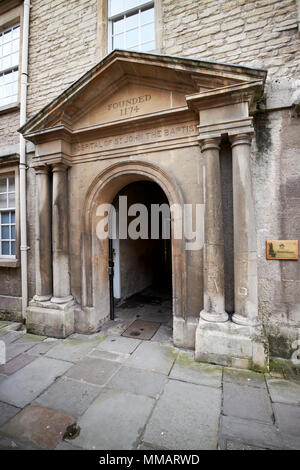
[27,0,98,117]
[0,111,19,153]
[162,0,300,79]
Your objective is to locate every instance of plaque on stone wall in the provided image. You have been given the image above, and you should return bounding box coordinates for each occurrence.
[266,240,298,260]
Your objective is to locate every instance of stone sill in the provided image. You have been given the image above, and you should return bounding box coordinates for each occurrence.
[0,258,20,268]
[0,102,20,115]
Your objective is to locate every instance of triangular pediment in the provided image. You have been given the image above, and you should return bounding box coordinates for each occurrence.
[20,50,267,138]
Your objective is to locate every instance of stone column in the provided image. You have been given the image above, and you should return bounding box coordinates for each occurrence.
[200,138,228,323]
[230,133,259,326]
[51,163,73,304]
[33,165,52,301]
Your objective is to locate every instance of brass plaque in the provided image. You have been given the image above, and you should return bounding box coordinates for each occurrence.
[266,240,298,260]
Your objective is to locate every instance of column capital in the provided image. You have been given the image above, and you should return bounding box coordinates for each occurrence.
[51,162,69,173]
[33,164,50,175]
[199,137,221,152]
[230,133,253,148]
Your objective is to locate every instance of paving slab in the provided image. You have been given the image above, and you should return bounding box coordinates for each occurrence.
[219,415,283,450]
[27,341,58,356]
[273,403,300,437]
[143,379,221,450]
[0,405,75,450]
[281,433,300,450]
[0,402,21,426]
[223,382,273,424]
[151,324,173,342]
[5,341,38,361]
[0,331,24,345]
[55,440,82,450]
[15,333,46,343]
[0,356,72,407]
[97,335,141,355]
[0,322,9,329]
[33,377,102,417]
[0,353,37,375]
[224,367,266,389]
[88,348,129,363]
[0,432,40,450]
[65,357,121,386]
[107,365,167,398]
[267,379,300,405]
[71,389,154,450]
[46,337,104,363]
[170,351,223,388]
[126,341,178,375]
[225,440,266,450]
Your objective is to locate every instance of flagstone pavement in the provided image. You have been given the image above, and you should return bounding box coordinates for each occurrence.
[0,313,299,451]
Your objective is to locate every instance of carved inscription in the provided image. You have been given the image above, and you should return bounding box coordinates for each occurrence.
[107,94,152,118]
[73,123,198,155]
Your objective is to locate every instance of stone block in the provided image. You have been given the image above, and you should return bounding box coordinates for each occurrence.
[0,357,72,407]
[173,316,198,349]
[143,379,221,450]
[0,405,75,450]
[107,366,167,398]
[33,377,101,417]
[0,402,20,426]
[223,382,273,423]
[71,389,154,450]
[126,341,178,375]
[26,305,74,339]
[273,402,300,437]
[97,335,141,355]
[266,379,300,405]
[170,350,223,388]
[65,357,121,386]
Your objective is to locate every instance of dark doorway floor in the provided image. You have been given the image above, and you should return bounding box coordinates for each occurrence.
[102,285,173,342]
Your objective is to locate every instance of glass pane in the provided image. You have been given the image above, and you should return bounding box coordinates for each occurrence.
[126,12,138,30]
[0,194,7,208]
[126,28,139,48]
[8,193,15,208]
[1,212,9,223]
[1,225,9,239]
[113,18,124,35]
[11,241,15,255]
[110,0,125,16]
[2,55,11,70]
[12,26,20,39]
[0,178,6,193]
[11,225,15,240]
[2,241,10,255]
[125,0,146,11]
[11,211,15,223]
[141,7,154,25]
[8,177,15,191]
[11,52,19,67]
[3,30,11,44]
[141,23,155,43]
[3,42,11,56]
[113,33,125,49]
[140,40,155,52]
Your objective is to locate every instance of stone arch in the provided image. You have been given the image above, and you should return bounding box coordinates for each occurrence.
[81,159,187,332]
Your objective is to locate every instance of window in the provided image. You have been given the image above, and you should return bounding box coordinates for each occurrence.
[0,176,15,257]
[108,0,155,53]
[0,23,20,107]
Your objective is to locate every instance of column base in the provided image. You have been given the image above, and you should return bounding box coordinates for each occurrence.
[200,309,229,323]
[195,318,269,372]
[232,313,261,327]
[173,316,199,349]
[51,295,73,304]
[33,294,52,302]
[26,299,75,338]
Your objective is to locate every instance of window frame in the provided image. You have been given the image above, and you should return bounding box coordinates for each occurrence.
[0,174,16,258]
[0,22,21,109]
[0,2,23,114]
[0,165,19,267]
[106,0,162,55]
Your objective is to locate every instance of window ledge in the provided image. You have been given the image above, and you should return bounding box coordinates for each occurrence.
[0,102,20,115]
[0,258,20,268]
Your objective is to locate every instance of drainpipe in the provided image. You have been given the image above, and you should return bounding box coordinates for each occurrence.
[19,0,30,317]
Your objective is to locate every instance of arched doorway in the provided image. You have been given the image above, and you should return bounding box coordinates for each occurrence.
[108,181,172,332]
[81,160,187,337]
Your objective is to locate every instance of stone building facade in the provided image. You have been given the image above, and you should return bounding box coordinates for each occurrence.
[0,0,299,374]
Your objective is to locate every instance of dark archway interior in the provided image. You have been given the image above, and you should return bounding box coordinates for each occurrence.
[110,180,172,325]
